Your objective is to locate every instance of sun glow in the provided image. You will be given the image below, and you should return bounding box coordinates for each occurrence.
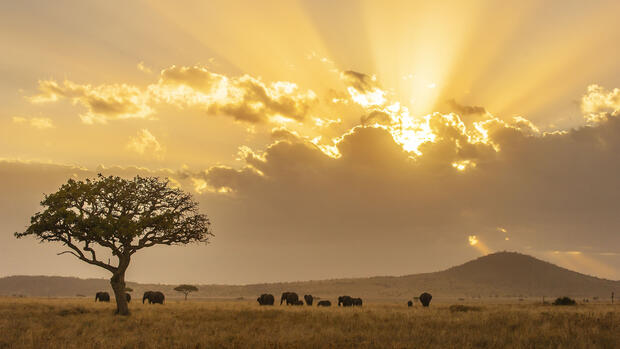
[468,235,491,255]
[389,113,436,155]
[452,160,476,172]
[468,235,479,246]
[346,86,387,108]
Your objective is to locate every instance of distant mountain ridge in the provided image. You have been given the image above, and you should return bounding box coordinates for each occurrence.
[1,252,617,300]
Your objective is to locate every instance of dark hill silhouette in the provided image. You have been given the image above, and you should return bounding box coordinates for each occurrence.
[439,251,615,295]
[1,252,617,300]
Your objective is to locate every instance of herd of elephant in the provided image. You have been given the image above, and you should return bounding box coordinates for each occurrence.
[94,291,165,304]
[256,292,362,307]
[94,290,433,307]
[257,292,433,307]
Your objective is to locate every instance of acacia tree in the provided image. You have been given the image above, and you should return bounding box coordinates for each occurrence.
[15,175,212,315]
[174,284,199,300]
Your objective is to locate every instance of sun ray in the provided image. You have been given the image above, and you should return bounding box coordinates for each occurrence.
[468,235,491,255]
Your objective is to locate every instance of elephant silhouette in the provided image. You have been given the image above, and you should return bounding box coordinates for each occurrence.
[142,291,165,304]
[95,292,110,302]
[317,300,331,307]
[280,292,299,305]
[338,296,362,306]
[257,293,275,305]
[419,292,432,307]
[338,295,352,306]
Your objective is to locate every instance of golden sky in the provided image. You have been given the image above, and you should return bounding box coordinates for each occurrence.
[1,0,619,284]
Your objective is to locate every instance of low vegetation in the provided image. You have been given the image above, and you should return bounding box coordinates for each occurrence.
[449,304,483,312]
[553,296,577,306]
[0,297,617,348]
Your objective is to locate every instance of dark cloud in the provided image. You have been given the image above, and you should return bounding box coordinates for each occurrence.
[444,99,488,116]
[3,115,620,282]
[11,75,620,283]
[341,70,380,94]
[190,114,620,280]
[360,110,392,125]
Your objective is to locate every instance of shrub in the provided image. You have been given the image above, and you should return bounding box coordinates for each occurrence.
[58,306,89,316]
[449,304,482,312]
[552,297,576,306]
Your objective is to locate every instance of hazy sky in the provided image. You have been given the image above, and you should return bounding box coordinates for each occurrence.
[1,0,619,284]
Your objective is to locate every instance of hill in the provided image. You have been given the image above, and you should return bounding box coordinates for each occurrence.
[1,252,617,300]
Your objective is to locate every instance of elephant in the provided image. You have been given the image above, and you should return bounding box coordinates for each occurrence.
[419,292,432,307]
[317,300,331,307]
[95,291,110,302]
[125,293,131,303]
[304,294,314,306]
[407,300,413,307]
[291,299,304,306]
[338,295,354,307]
[257,293,275,305]
[280,292,299,305]
[142,291,153,304]
[143,291,165,304]
[339,296,362,306]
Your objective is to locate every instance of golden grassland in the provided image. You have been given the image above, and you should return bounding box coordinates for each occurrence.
[0,297,617,348]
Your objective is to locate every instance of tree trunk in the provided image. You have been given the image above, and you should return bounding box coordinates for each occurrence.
[111,271,129,315]
[184,293,188,301]
[111,256,130,316]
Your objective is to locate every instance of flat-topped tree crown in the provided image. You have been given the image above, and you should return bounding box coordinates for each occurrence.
[15,174,213,315]
[174,284,199,300]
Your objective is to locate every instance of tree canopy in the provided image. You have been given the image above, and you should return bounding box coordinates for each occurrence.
[174,284,199,300]
[16,174,213,314]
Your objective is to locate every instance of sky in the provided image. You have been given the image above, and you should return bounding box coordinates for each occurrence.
[1,0,619,284]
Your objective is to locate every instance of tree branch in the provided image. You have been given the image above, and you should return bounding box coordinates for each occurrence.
[57,251,81,258]
[58,237,117,272]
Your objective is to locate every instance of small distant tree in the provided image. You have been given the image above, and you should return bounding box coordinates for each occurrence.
[15,175,213,315]
[174,284,199,300]
[125,287,133,293]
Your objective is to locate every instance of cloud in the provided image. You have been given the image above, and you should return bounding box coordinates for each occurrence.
[360,110,392,125]
[16,62,620,281]
[12,116,54,129]
[270,127,304,143]
[151,65,318,123]
[3,110,620,281]
[581,84,620,123]
[30,65,318,125]
[126,129,165,159]
[445,99,488,116]
[188,109,620,268]
[340,70,387,108]
[30,80,153,124]
[137,61,152,74]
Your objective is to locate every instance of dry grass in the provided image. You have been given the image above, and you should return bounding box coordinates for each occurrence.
[0,297,618,348]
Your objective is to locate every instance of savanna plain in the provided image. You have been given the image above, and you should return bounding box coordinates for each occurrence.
[0,297,617,348]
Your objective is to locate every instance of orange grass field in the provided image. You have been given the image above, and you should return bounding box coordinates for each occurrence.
[0,297,618,348]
